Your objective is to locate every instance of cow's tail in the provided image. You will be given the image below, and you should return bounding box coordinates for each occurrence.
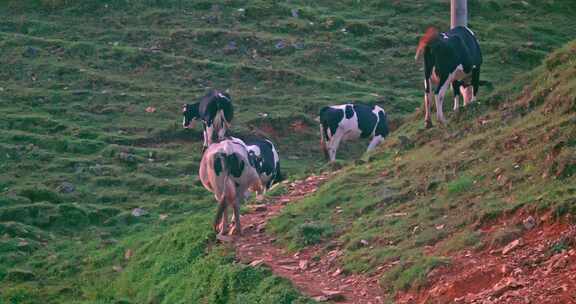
[415,27,439,61]
[212,152,231,203]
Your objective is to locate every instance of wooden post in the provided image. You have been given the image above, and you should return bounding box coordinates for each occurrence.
[451,0,468,29]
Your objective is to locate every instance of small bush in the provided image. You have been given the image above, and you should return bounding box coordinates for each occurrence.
[292,222,333,246]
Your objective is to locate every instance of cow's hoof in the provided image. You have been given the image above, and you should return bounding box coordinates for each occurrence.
[229,226,242,236]
[216,234,233,242]
[425,121,433,129]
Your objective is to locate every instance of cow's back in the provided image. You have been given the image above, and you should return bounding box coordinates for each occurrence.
[448,26,482,67]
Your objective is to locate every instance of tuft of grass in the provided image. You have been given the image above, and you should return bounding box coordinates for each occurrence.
[291,222,333,247]
[381,255,449,293]
[438,230,484,254]
[446,176,475,195]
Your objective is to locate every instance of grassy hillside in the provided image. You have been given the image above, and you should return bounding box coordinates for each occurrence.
[0,0,575,303]
[269,40,576,298]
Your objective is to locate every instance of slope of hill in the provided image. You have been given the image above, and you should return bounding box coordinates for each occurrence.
[269,40,576,301]
[0,0,575,303]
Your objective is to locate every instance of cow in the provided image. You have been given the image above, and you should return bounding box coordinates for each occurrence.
[240,137,283,192]
[319,103,389,162]
[183,90,234,150]
[199,139,262,236]
[415,26,482,128]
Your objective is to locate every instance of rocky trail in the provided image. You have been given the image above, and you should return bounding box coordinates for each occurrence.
[232,174,386,303]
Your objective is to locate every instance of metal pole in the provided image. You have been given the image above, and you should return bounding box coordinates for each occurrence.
[451,0,468,29]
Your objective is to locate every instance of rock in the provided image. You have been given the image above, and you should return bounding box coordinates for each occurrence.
[131,208,147,217]
[280,265,299,271]
[252,204,267,212]
[502,239,522,255]
[23,46,39,58]
[57,182,75,194]
[159,214,168,221]
[256,224,266,233]
[5,269,35,282]
[224,41,237,53]
[145,106,156,113]
[293,41,305,49]
[491,277,524,297]
[522,216,537,230]
[291,8,299,18]
[299,259,309,270]
[322,290,345,301]
[124,249,133,260]
[119,152,137,163]
[312,296,329,302]
[112,265,123,272]
[249,259,264,267]
[278,259,295,265]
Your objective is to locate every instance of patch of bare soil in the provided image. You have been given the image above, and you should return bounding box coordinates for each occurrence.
[234,174,385,303]
[397,220,576,304]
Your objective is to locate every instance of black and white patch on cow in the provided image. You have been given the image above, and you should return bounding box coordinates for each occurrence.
[228,137,282,193]
[182,89,234,149]
[243,138,282,191]
[415,26,482,128]
[319,103,389,162]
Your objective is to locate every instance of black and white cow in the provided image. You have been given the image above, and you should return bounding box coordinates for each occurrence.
[199,139,262,236]
[227,137,282,192]
[242,138,282,191]
[183,90,234,149]
[415,26,482,128]
[319,103,389,162]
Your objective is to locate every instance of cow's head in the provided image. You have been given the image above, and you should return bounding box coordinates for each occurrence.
[182,103,200,128]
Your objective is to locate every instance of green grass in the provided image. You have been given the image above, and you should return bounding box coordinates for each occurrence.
[1,0,576,302]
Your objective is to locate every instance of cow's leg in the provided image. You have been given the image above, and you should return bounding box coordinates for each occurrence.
[205,125,215,147]
[471,67,480,104]
[230,195,242,236]
[220,205,229,235]
[327,129,344,162]
[202,124,209,149]
[452,81,462,112]
[320,124,330,160]
[367,135,384,152]
[435,74,451,125]
[462,86,473,106]
[213,197,227,234]
[424,79,433,128]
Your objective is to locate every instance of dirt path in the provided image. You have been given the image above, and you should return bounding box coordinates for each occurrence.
[233,174,385,303]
